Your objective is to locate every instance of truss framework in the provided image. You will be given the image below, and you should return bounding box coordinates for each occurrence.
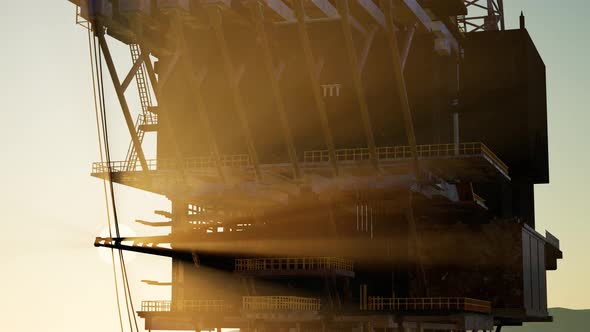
[459,0,505,33]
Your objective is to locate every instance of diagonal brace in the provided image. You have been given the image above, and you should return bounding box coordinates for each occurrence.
[97,32,149,174]
[121,51,146,92]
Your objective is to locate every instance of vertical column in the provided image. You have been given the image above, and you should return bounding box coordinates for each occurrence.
[405,193,427,296]
[453,59,460,155]
[171,14,226,181]
[497,0,505,30]
[293,0,339,176]
[417,323,424,332]
[336,0,379,171]
[171,200,188,311]
[250,2,301,179]
[380,1,419,176]
[208,7,262,181]
[295,322,302,332]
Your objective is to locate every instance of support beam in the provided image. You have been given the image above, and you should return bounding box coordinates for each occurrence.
[310,0,366,33]
[355,0,386,28]
[94,236,188,260]
[208,7,262,181]
[380,0,420,176]
[141,280,172,286]
[97,31,149,173]
[398,0,432,31]
[400,24,416,71]
[135,219,173,227]
[337,0,378,171]
[358,25,378,73]
[191,68,226,181]
[430,21,459,54]
[121,52,145,92]
[406,192,428,296]
[498,0,505,30]
[139,44,186,178]
[173,15,226,182]
[262,0,296,21]
[141,46,160,98]
[251,2,301,179]
[157,52,181,93]
[293,0,339,176]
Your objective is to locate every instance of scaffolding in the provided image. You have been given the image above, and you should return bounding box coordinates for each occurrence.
[458,0,505,32]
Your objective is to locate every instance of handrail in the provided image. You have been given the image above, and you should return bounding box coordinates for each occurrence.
[243,296,321,312]
[75,5,91,30]
[304,142,508,175]
[366,297,491,314]
[140,300,232,313]
[92,142,508,176]
[141,300,171,312]
[235,257,353,273]
[92,154,251,173]
[142,297,320,313]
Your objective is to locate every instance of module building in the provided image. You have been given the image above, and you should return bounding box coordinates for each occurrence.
[70,0,562,330]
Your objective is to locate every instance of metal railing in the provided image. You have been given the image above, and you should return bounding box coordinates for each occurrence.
[75,5,92,30]
[141,300,171,312]
[92,154,251,173]
[141,300,232,313]
[367,297,491,314]
[235,257,353,273]
[303,142,508,175]
[92,143,507,176]
[305,142,480,161]
[243,296,321,312]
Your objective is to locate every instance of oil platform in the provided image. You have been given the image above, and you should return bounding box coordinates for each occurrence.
[70,0,562,331]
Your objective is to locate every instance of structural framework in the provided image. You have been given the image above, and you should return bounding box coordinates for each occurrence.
[70,0,562,331]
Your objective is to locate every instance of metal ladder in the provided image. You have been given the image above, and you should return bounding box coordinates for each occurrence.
[124,44,156,171]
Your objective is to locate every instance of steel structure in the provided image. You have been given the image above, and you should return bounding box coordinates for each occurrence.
[458,0,505,32]
[69,0,561,331]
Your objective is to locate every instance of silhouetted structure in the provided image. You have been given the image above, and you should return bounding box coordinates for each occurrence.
[69,0,562,331]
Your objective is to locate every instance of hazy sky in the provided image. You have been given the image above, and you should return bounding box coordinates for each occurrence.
[0,1,588,331]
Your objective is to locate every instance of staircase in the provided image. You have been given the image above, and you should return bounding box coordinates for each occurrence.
[124,44,157,171]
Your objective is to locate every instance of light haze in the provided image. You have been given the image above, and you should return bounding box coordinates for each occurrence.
[0,1,588,331]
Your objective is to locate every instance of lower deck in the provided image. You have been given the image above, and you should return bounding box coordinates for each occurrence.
[138,297,494,331]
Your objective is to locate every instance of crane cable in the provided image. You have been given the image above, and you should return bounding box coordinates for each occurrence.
[97,40,137,332]
[87,27,125,332]
[87,25,139,332]
[96,36,141,332]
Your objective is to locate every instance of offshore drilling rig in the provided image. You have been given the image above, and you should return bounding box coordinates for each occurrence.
[70,0,562,331]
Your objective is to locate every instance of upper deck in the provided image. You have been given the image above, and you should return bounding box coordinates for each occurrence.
[91,142,509,205]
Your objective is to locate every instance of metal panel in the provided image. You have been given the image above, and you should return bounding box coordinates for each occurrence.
[522,225,550,317]
[538,239,548,314]
[530,234,540,314]
[521,230,532,312]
